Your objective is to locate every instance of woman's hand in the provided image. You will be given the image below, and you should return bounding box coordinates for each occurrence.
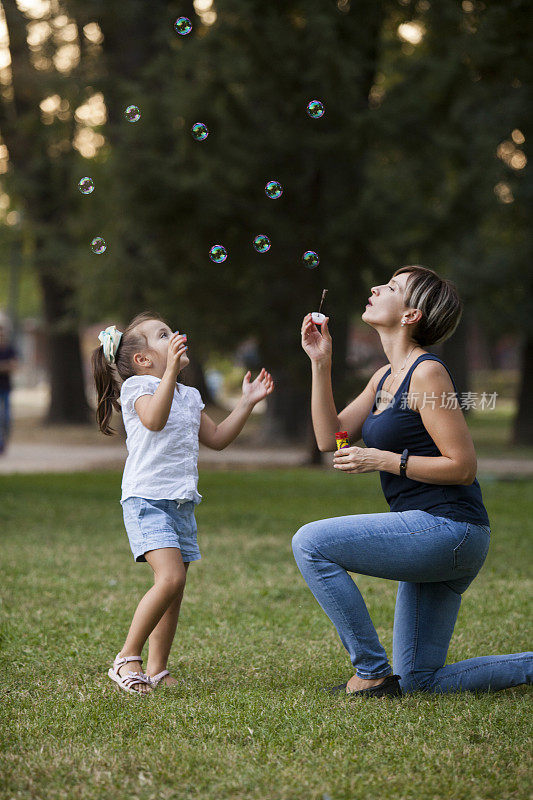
[333,446,384,474]
[242,368,274,406]
[301,314,332,364]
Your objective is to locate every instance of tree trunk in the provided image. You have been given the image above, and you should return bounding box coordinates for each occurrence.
[306,411,323,466]
[179,354,218,408]
[0,0,91,426]
[40,271,92,425]
[512,333,533,446]
[258,364,310,446]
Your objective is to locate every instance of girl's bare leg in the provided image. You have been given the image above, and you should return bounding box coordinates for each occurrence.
[146,556,190,686]
[116,547,186,693]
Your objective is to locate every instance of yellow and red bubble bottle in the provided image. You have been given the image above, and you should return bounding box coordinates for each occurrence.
[335,431,350,450]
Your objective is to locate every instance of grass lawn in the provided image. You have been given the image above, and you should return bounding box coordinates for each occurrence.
[0,469,531,800]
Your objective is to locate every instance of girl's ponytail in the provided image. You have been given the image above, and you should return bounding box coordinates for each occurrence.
[91,341,123,436]
[90,310,171,436]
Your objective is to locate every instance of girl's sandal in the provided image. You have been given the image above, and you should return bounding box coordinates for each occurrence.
[149,670,170,688]
[108,653,153,696]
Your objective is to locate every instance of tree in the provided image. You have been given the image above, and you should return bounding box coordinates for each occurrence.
[76,0,388,460]
[87,0,531,453]
[0,0,104,424]
[2,0,530,450]
[352,0,532,438]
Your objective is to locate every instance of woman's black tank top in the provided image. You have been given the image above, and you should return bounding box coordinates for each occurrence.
[361,353,490,526]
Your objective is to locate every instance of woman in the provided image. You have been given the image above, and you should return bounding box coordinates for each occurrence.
[292,265,532,698]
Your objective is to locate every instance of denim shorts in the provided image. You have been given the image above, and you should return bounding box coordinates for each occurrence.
[120,497,202,563]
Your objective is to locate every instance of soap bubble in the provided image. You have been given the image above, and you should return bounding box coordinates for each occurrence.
[124,105,141,123]
[209,245,227,263]
[253,235,271,253]
[307,100,325,119]
[191,122,209,141]
[302,250,319,269]
[91,237,106,255]
[78,177,94,195]
[265,180,283,199]
[175,17,192,35]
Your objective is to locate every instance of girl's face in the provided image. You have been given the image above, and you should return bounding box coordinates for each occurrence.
[134,320,190,378]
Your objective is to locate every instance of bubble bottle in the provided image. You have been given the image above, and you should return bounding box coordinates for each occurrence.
[335,431,350,450]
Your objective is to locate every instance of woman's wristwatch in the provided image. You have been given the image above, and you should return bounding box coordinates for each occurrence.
[399,448,409,477]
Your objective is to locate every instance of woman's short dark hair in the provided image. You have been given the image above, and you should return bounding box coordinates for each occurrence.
[392,265,463,347]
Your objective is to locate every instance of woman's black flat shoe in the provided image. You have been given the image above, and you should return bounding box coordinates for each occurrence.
[322,673,403,698]
[322,681,348,694]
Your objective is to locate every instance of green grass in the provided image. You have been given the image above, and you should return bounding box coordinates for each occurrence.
[0,470,531,800]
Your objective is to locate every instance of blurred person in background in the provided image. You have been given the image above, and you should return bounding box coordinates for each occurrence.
[0,317,18,455]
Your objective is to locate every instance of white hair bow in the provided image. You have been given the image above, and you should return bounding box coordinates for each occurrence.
[98,325,123,364]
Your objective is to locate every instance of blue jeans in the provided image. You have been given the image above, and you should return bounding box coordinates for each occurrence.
[0,389,10,449]
[292,510,533,694]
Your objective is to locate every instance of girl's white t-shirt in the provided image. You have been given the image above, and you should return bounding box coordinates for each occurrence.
[119,374,205,505]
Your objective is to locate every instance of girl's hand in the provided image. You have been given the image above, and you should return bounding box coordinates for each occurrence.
[333,446,383,474]
[166,332,188,375]
[242,368,274,405]
[301,314,332,364]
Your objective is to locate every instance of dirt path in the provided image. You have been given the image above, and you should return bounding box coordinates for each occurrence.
[1,437,533,478]
[0,440,310,473]
[3,391,533,477]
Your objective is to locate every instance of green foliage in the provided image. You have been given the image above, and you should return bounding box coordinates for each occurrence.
[66,0,531,364]
[0,0,530,428]
[360,0,531,333]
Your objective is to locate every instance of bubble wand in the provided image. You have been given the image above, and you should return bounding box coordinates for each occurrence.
[311,289,328,327]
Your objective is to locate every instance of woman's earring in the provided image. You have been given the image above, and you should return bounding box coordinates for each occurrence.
[401,321,405,326]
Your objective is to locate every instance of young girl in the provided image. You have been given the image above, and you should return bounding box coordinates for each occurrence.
[91,310,274,695]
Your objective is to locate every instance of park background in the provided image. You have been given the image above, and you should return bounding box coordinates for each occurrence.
[0,2,531,800]
[0,0,532,468]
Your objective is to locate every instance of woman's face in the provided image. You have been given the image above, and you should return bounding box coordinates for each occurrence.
[361,272,413,328]
[134,320,190,376]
